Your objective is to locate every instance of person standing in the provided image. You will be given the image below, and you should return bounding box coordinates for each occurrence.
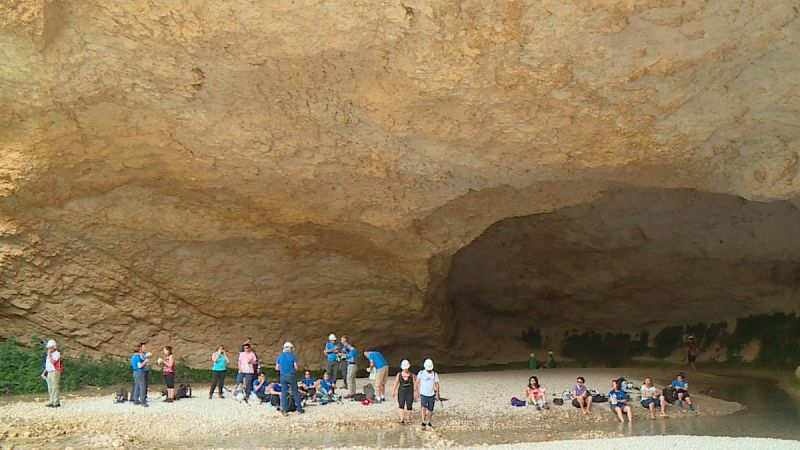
[364,350,389,402]
[415,359,440,428]
[528,352,538,369]
[275,341,305,416]
[392,359,416,424]
[131,342,151,407]
[323,334,340,385]
[338,335,351,389]
[685,336,698,372]
[40,339,62,408]
[238,343,257,397]
[159,346,176,402]
[346,342,358,397]
[209,345,228,399]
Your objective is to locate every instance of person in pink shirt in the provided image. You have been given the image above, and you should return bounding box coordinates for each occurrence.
[237,343,257,397]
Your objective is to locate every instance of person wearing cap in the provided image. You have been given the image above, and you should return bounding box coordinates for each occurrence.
[275,342,305,416]
[323,333,340,386]
[415,359,440,428]
[685,336,698,371]
[345,342,359,397]
[40,339,62,407]
[364,350,389,402]
[392,359,417,424]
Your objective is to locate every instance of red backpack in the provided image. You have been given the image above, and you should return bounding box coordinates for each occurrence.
[50,353,63,372]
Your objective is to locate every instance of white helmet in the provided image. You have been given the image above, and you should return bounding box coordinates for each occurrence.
[423,358,434,371]
[328,333,336,341]
[283,341,294,350]
[400,359,411,370]
[46,339,57,349]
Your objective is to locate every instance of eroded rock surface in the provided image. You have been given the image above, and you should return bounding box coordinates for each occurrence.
[1,1,799,365]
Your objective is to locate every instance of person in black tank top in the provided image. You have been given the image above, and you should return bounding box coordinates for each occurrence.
[392,360,417,424]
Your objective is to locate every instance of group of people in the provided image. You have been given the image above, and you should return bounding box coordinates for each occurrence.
[522,372,695,423]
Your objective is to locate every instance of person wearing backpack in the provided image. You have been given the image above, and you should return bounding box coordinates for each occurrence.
[40,339,62,408]
[415,359,441,429]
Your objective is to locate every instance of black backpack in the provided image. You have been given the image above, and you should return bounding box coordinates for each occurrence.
[592,393,607,403]
[351,393,367,402]
[663,386,677,404]
[176,384,192,399]
[114,388,128,403]
[363,384,375,401]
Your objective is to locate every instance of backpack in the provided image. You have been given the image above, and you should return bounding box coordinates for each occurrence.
[592,394,607,403]
[510,396,526,407]
[553,397,564,406]
[351,393,367,402]
[363,384,375,401]
[663,386,677,404]
[176,384,192,399]
[114,388,128,403]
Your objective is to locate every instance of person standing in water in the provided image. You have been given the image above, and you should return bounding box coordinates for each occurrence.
[640,377,667,419]
[209,345,228,399]
[159,346,176,402]
[275,341,305,416]
[415,358,441,429]
[571,376,593,414]
[685,336,698,372]
[40,339,62,408]
[392,359,417,424]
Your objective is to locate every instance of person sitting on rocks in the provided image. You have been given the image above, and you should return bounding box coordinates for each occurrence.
[524,375,549,410]
[251,372,270,403]
[316,371,336,403]
[640,377,667,419]
[609,378,632,423]
[571,376,593,414]
[670,372,695,411]
[298,370,317,403]
[267,379,282,409]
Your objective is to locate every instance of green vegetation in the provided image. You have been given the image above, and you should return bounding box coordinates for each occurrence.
[521,327,542,347]
[651,326,683,358]
[721,313,800,368]
[561,331,645,367]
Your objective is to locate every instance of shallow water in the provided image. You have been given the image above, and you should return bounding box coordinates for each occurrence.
[162,376,800,448]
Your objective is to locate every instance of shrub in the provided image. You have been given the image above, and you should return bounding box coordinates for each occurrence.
[521,327,542,347]
[651,326,683,358]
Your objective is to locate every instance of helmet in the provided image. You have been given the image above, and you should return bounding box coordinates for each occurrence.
[400,359,411,370]
[328,333,336,341]
[46,339,57,349]
[423,359,434,371]
[283,341,294,350]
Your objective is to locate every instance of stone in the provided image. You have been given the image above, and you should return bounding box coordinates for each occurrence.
[0,1,798,366]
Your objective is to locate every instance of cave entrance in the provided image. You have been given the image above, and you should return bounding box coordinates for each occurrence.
[442,187,800,365]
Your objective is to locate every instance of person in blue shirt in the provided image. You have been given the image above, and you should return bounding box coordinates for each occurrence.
[670,372,695,411]
[252,372,269,403]
[275,341,305,415]
[608,379,632,423]
[346,343,358,397]
[130,342,151,407]
[323,334,340,386]
[297,370,317,403]
[267,379,282,408]
[337,335,351,389]
[316,371,337,403]
[364,350,388,402]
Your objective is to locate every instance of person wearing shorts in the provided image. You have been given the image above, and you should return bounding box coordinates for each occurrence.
[415,359,440,428]
[686,336,698,371]
[571,376,593,414]
[608,379,632,423]
[670,372,695,411]
[640,377,667,419]
[392,359,417,424]
[364,350,389,402]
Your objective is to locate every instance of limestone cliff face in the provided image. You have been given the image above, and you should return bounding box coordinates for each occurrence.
[1,1,798,366]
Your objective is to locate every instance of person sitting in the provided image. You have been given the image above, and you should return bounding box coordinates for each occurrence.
[609,379,632,423]
[670,372,695,411]
[267,379,282,409]
[640,377,667,419]
[545,351,557,369]
[251,372,269,403]
[298,370,317,403]
[524,375,548,410]
[571,376,593,415]
[315,371,336,404]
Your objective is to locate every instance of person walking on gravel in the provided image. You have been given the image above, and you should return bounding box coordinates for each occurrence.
[40,339,62,408]
[415,358,440,428]
[275,341,305,416]
[209,345,229,399]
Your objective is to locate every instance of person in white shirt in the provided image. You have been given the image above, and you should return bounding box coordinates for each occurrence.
[40,339,62,407]
[415,358,440,429]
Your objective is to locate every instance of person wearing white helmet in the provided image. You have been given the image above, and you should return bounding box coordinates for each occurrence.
[323,333,340,386]
[415,358,440,428]
[40,339,62,407]
[392,359,417,424]
[275,341,304,416]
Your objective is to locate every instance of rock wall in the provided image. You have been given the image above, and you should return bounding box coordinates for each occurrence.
[1,1,799,366]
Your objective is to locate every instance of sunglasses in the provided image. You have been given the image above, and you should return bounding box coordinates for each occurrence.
[576,381,584,383]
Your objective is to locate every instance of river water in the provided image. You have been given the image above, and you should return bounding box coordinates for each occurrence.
[178,376,800,448]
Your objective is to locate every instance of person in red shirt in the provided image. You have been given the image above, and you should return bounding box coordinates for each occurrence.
[685,335,697,371]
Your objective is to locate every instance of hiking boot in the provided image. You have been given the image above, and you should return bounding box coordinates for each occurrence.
[53,403,61,408]
[426,421,433,429]
[689,404,695,412]
[142,403,149,408]
[46,403,54,408]
[219,394,225,399]
[133,401,140,405]
[677,400,683,408]
[209,394,213,399]
[421,422,427,428]
[297,409,305,414]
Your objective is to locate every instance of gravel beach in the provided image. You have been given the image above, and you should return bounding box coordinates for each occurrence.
[0,368,744,448]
